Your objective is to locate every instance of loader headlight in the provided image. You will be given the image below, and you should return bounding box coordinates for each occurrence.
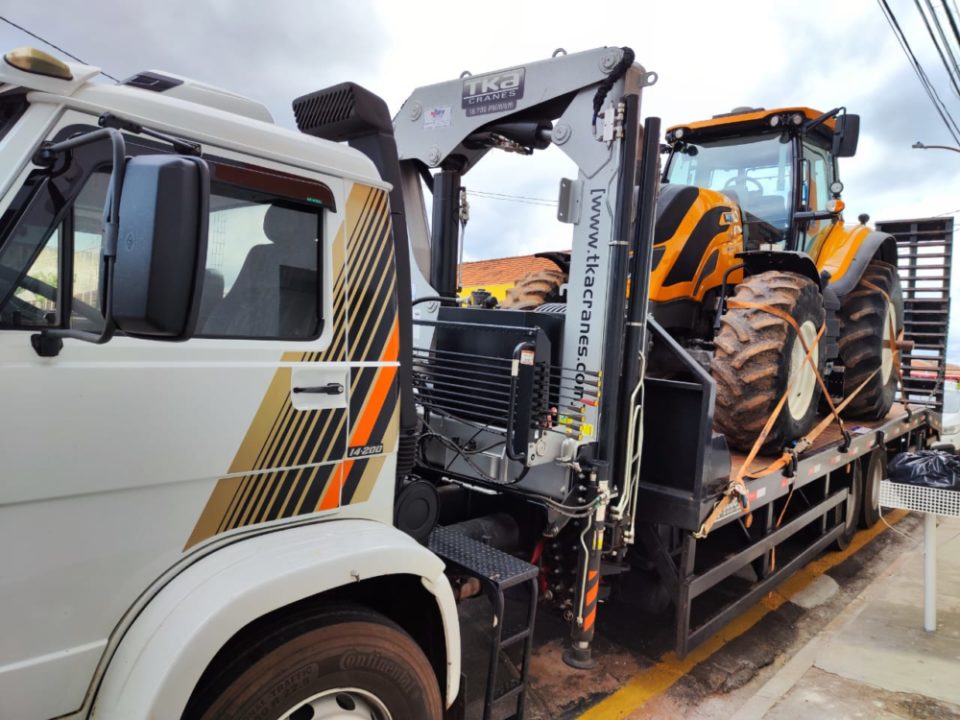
[769,115,781,127]
[791,113,804,125]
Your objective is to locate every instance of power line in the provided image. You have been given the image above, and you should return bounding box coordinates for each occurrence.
[946,0,960,47]
[877,0,960,145]
[468,189,558,207]
[916,0,960,98]
[0,15,119,82]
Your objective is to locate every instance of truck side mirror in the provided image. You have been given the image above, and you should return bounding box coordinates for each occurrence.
[112,155,210,339]
[833,114,860,158]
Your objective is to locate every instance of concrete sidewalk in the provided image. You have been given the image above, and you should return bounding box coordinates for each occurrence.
[731,515,960,720]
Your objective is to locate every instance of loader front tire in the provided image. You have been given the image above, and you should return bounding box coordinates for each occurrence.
[712,271,826,454]
[838,260,904,420]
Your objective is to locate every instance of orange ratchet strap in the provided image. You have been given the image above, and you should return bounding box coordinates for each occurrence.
[695,298,880,539]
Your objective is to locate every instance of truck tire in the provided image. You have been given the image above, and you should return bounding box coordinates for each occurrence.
[839,260,904,420]
[192,608,442,720]
[712,271,825,453]
[860,447,886,529]
[832,460,863,551]
[502,269,566,309]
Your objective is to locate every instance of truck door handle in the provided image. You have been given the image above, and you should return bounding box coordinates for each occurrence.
[293,383,344,395]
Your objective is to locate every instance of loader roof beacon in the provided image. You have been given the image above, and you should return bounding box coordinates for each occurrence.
[0,45,939,720]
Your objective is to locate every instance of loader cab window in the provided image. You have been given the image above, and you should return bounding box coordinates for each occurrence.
[798,140,834,252]
[667,133,793,242]
[196,180,322,340]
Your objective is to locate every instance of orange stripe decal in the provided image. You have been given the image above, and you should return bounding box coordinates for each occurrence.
[586,581,599,606]
[317,463,345,511]
[352,366,398,447]
[583,608,597,632]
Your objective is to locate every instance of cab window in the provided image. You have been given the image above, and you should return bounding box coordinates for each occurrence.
[667,133,793,239]
[802,141,832,212]
[0,126,328,341]
[799,141,834,252]
[197,180,322,340]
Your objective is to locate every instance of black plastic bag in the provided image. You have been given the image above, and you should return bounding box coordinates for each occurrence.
[889,450,960,490]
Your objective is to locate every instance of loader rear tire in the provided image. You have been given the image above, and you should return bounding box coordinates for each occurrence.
[502,269,567,309]
[838,260,904,420]
[712,271,826,454]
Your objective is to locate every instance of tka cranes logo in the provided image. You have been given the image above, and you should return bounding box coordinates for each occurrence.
[461,66,525,116]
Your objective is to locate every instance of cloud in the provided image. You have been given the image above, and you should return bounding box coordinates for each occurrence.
[0,1,386,127]
[1,0,958,358]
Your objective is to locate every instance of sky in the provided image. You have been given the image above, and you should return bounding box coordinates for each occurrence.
[1,0,958,359]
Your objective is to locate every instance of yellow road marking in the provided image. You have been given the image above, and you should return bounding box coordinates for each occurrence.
[579,509,909,719]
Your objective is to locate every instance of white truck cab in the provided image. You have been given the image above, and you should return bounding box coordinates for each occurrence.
[0,48,459,720]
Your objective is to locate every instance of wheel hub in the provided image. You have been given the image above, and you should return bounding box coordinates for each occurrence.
[787,320,820,420]
[881,300,896,384]
[279,688,392,720]
[871,457,883,510]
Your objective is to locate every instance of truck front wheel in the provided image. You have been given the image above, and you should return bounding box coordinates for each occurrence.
[191,608,443,720]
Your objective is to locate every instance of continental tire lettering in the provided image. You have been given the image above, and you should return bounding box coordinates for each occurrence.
[340,650,421,698]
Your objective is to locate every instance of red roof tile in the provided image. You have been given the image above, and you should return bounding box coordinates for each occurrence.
[459,254,561,286]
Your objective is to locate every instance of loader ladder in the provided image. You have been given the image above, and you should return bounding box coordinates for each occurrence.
[877,216,954,412]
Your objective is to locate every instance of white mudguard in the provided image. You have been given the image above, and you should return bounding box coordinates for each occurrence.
[91,519,461,718]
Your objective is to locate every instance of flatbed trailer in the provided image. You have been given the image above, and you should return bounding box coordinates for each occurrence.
[672,403,934,656]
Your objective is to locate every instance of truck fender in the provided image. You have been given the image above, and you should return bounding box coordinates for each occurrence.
[91,519,460,719]
[826,231,898,297]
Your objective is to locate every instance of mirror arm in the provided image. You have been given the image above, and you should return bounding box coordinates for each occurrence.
[99,112,202,156]
[32,128,127,357]
[794,210,838,223]
[803,106,844,134]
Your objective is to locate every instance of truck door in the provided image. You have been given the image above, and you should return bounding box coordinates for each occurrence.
[0,110,351,718]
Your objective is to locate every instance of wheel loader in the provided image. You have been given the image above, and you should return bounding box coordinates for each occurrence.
[655,106,904,453]
[506,106,905,454]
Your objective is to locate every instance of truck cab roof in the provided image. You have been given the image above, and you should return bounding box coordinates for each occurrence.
[0,47,387,188]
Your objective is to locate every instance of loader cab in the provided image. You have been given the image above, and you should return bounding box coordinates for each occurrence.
[663,106,858,253]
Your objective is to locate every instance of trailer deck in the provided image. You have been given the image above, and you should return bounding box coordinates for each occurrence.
[720,404,934,530]
[669,403,933,657]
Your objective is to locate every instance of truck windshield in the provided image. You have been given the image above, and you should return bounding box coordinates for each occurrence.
[667,133,793,237]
